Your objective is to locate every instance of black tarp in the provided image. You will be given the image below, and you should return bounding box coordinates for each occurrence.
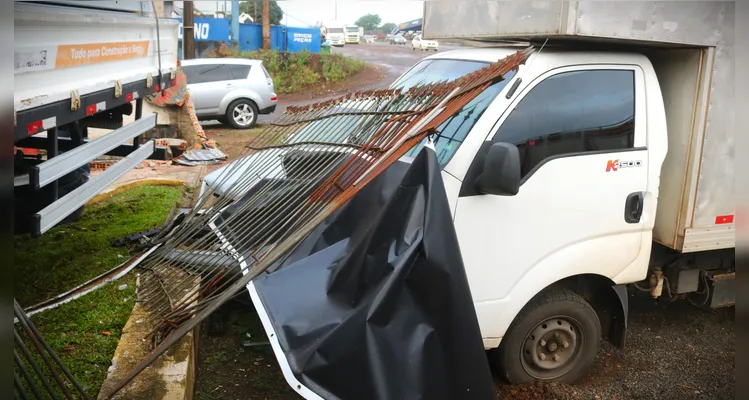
[249,146,495,400]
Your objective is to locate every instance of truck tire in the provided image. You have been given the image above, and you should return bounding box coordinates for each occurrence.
[225,99,258,129]
[494,288,601,384]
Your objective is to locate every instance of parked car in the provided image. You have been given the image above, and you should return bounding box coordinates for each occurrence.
[411,34,439,51]
[181,58,277,129]
[390,35,407,45]
[363,35,376,43]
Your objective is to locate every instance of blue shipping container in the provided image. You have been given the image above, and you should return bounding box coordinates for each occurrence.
[238,24,320,54]
[286,27,321,53]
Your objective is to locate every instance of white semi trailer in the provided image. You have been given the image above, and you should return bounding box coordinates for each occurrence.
[201,0,735,393]
[13,0,179,236]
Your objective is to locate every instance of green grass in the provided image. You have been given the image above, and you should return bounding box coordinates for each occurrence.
[211,48,365,94]
[16,275,138,398]
[14,185,184,398]
[14,185,183,306]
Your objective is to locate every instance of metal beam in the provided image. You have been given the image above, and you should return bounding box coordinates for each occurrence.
[34,141,156,236]
[29,114,157,190]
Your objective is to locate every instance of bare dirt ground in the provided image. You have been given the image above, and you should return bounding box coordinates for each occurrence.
[194,42,735,400]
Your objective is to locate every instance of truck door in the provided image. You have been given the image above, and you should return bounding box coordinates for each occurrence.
[453,66,648,307]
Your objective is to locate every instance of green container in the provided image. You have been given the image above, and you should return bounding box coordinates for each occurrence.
[321,42,331,54]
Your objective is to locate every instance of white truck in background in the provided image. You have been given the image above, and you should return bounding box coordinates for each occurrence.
[345,24,361,44]
[325,20,346,47]
[200,0,736,393]
[13,0,179,236]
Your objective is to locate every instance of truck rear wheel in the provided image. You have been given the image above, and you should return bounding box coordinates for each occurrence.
[495,288,600,384]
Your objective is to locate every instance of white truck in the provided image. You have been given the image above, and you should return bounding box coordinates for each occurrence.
[13,1,179,236]
[345,24,361,44]
[202,0,735,393]
[325,21,346,47]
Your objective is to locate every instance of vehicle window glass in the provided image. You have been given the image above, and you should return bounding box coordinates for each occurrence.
[392,59,490,92]
[228,64,251,80]
[260,64,272,79]
[182,65,210,84]
[183,64,231,84]
[404,68,517,167]
[492,69,635,178]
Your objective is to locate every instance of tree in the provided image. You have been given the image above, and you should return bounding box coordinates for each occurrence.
[355,14,381,31]
[239,0,283,25]
[380,22,396,33]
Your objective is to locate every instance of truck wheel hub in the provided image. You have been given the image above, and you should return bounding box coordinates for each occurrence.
[521,316,583,379]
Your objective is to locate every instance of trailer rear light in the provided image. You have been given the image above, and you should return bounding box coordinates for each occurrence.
[86,101,107,116]
[27,117,56,136]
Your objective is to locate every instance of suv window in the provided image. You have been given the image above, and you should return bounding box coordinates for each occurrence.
[228,64,251,80]
[182,64,232,84]
[492,69,635,178]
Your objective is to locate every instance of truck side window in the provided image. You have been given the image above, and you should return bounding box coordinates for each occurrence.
[492,69,635,178]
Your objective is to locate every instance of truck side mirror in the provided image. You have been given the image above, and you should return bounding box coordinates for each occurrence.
[475,142,521,196]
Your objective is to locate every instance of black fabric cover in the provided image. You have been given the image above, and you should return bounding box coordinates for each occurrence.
[251,147,495,400]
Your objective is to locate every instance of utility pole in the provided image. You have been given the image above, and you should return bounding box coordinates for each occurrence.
[183,1,195,59]
[262,0,270,50]
[335,1,337,20]
[231,0,239,46]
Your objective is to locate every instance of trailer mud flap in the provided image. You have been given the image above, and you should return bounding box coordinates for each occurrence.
[247,147,495,400]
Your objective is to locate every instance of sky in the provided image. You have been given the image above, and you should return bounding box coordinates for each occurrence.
[185,1,424,27]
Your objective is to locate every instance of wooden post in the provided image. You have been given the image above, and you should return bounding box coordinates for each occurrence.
[183,1,195,59]
[262,0,270,50]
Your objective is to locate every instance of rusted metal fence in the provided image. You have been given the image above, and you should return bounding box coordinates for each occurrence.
[100,46,534,398]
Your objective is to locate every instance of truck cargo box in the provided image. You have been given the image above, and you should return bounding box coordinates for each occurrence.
[13,1,180,235]
[423,1,735,252]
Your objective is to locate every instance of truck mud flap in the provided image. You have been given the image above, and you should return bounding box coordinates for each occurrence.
[232,147,495,400]
[34,140,155,236]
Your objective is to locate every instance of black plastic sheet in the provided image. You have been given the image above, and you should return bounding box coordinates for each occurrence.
[251,146,495,400]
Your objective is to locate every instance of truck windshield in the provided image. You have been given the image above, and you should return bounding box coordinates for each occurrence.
[346,27,358,32]
[328,28,343,33]
[393,59,516,167]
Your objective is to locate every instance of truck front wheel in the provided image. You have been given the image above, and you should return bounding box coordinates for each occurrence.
[495,288,601,384]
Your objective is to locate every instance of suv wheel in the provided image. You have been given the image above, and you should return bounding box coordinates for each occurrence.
[494,288,601,384]
[226,99,258,129]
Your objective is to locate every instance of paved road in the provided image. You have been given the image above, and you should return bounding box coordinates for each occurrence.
[333,41,463,88]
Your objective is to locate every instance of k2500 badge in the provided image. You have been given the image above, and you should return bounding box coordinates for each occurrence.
[606,159,642,172]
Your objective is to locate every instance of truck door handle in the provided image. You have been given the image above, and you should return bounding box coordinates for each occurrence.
[624,192,644,224]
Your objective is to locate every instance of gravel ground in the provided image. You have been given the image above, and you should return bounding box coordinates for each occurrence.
[494,289,735,399]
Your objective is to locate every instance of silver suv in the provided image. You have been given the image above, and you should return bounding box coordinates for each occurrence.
[181,58,277,129]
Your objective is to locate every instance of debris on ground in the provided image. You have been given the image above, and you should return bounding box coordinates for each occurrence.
[173,147,228,166]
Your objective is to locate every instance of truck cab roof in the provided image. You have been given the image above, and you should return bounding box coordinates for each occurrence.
[419,46,652,66]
